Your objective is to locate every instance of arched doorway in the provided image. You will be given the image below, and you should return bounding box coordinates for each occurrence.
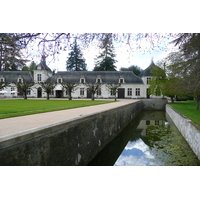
[37,87,42,98]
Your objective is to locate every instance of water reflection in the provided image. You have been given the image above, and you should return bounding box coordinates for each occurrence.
[88,111,200,166]
[115,139,158,166]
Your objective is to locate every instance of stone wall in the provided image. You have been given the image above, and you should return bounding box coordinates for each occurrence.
[0,101,145,166]
[0,99,167,166]
[142,98,167,110]
[166,104,200,160]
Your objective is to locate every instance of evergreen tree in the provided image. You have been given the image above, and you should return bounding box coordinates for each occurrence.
[66,39,87,71]
[93,34,117,71]
[171,34,200,109]
[0,33,27,71]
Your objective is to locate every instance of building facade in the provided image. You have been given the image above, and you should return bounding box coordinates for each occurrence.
[0,56,162,99]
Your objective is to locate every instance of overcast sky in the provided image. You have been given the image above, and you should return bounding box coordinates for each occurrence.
[40,38,177,72]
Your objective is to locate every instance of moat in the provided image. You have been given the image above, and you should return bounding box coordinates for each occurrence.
[88,111,200,166]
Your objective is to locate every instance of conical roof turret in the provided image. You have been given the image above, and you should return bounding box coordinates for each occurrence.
[34,55,52,72]
[140,59,157,77]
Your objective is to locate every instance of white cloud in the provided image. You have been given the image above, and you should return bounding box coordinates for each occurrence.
[114,139,156,166]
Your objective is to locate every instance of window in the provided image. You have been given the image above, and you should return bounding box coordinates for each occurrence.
[110,89,114,96]
[155,120,159,125]
[0,78,4,82]
[119,78,124,83]
[147,77,151,84]
[135,88,140,96]
[27,89,31,95]
[127,88,132,96]
[96,88,101,96]
[11,87,15,91]
[80,88,84,96]
[50,90,54,95]
[58,78,62,83]
[80,78,85,84]
[18,78,22,83]
[96,78,101,83]
[146,120,150,125]
[37,74,42,82]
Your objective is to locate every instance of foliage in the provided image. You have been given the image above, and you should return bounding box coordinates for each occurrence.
[120,65,143,76]
[94,35,117,71]
[0,99,114,119]
[66,39,87,71]
[61,82,80,100]
[148,65,166,97]
[105,83,121,101]
[22,61,37,75]
[0,33,27,71]
[171,34,200,109]
[39,82,57,100]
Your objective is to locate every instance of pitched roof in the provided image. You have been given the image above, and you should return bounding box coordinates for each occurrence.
[46,71,143,84]
[140,60,157,77]
[0,71,34,82]
[34,56,52,72]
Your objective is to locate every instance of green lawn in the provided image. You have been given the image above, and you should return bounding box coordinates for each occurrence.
[0,99,115,119]
[169,101,200,129]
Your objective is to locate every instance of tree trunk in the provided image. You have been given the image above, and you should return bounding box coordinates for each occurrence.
[69,91,72,100]
[170,96,174,103]
[91,92,95,101]
[196,96,199,110]
[47,93,50,100]
[24,91,27,100]
[114,94,117,101]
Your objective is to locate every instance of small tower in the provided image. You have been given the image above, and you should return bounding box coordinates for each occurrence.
[33,55,53,82]
[140,59,157,98]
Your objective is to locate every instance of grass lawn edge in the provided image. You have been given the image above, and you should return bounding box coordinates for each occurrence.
[0,99,117,119]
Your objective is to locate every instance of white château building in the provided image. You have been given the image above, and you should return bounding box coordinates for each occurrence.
[0,56,162,99]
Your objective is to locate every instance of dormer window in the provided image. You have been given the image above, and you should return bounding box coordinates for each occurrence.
[58,78,62,83]
[80,78,85,84]
[119,78,124,84]
[96,78,101,83]
[18,78,22,83]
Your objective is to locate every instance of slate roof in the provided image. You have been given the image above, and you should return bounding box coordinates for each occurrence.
[34,56,52,72]
[0,71,34,82]
[140,60,157,77]
[46,71,143,84]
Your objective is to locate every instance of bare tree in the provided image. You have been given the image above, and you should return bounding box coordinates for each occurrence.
[106,83,121,101]
[14,80,35,99]
[85,82,103,100]
[39,82,57,100]
[4,33,176,61]
[61,82,79,100]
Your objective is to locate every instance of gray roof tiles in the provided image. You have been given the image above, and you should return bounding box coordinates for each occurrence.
[140,60,157,77]
[0,71,34,82]
[46,71,143,84]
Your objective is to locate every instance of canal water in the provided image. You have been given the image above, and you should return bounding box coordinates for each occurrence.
[88,111,200,166]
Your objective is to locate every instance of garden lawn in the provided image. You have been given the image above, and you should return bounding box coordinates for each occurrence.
[0,99,115,119]
[169,100,200,128]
